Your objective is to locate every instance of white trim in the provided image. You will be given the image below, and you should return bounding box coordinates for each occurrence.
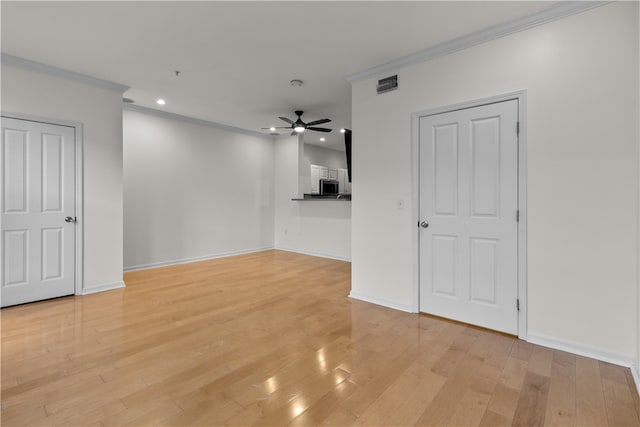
[73,124,84,298]
[1,112,85,297]
[124,104,272,140]
[411,90,528,339]
[274,247,351,262]
[1,53,129,93]
[516,94,528,340]
[349,291,413,313]
[123,246,274,272]
[527,333,636,369]
[631,363,640,398]
[346,1,610,82]
[411,108,421,314]
[81,281,125,296]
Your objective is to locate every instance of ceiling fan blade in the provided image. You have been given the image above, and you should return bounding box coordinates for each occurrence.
[291,130,297,136]
[305,118,331,126]
[261,127,291,129]
[279,117,295,125]
[307,127,332,132]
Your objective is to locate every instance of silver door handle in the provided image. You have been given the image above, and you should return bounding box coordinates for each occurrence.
[420,221,429,228]
[65,216,76,223]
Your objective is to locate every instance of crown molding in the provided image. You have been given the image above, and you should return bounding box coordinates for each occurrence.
[1,53,130,93]
[346,1,611,82]
[124,103,272,140]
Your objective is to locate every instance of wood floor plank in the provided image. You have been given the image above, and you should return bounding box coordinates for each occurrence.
[0,400,48,426]
[510,339,535,362]
[100,399,181,426]
[353,362,447,426]
[446,388,492,427]
[511,371,550,426]
[415,353,485,426]
[479,409,512,427]
[45,377,147,420]
[528,345,554,378]
[486,382,521,420]
[158,394,239,427]
[600,360,633,385]
[1,250,638,426]
[44,399,127,427]
[319,406,358,425]
[626,369,640,422]
[332,346,420,417]
[288,378,360,426]
[602,377,640,427]
[543,349,577,427]
[575,355,609,426]
[499,356,529,391]
[470,362,502,395]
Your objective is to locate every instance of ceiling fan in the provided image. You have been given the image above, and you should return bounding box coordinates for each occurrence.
[263,111,332,136]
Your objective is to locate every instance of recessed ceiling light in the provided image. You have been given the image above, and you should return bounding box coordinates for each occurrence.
[340,128,346,133]
[290,79,303,87]
[156,99,166,105]
[269,127,276,132]
[320,138,325,142]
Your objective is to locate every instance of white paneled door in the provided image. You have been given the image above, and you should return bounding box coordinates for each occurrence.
[2,117,76,307]
[419,100,519,334]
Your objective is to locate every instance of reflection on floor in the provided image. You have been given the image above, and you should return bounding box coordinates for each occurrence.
[2,250,639,426]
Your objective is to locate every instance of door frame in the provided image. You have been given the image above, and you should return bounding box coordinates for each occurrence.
[1,112,84,297]
[411,90,528,339]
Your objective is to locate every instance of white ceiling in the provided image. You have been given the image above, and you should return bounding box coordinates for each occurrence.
[2,1,553,150]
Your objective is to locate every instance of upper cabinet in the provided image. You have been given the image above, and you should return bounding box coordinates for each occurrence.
[310,164,322,194]
[337,168,351,194]
[311,164,351,194]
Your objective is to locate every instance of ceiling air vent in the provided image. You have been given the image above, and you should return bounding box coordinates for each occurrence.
[376,75,398,94]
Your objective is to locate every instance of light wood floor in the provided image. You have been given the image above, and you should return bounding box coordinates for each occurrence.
[2,250,639,426]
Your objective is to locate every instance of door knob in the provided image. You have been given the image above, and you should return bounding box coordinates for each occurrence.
[420,221,429,228]
[65,216,76,223]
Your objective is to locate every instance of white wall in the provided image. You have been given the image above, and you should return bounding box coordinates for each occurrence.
[351,2,639,361]
[304,144,347,170]
[123,108,275,270]
[1,63,125,292]
[274,136,351,260]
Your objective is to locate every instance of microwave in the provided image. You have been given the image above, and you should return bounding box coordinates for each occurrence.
[320,179,339,196]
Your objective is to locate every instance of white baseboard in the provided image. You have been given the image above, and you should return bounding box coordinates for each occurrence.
[526,332,636,368]
[274,246,351,262]
[81,280,125,295]
[348,291,414,313]
[123,246,274,272]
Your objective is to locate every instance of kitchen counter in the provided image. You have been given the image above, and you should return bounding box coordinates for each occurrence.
[292,194,352,201]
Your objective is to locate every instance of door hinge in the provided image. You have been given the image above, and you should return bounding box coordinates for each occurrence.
[517,121,520,135]
[517,299,520,311]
